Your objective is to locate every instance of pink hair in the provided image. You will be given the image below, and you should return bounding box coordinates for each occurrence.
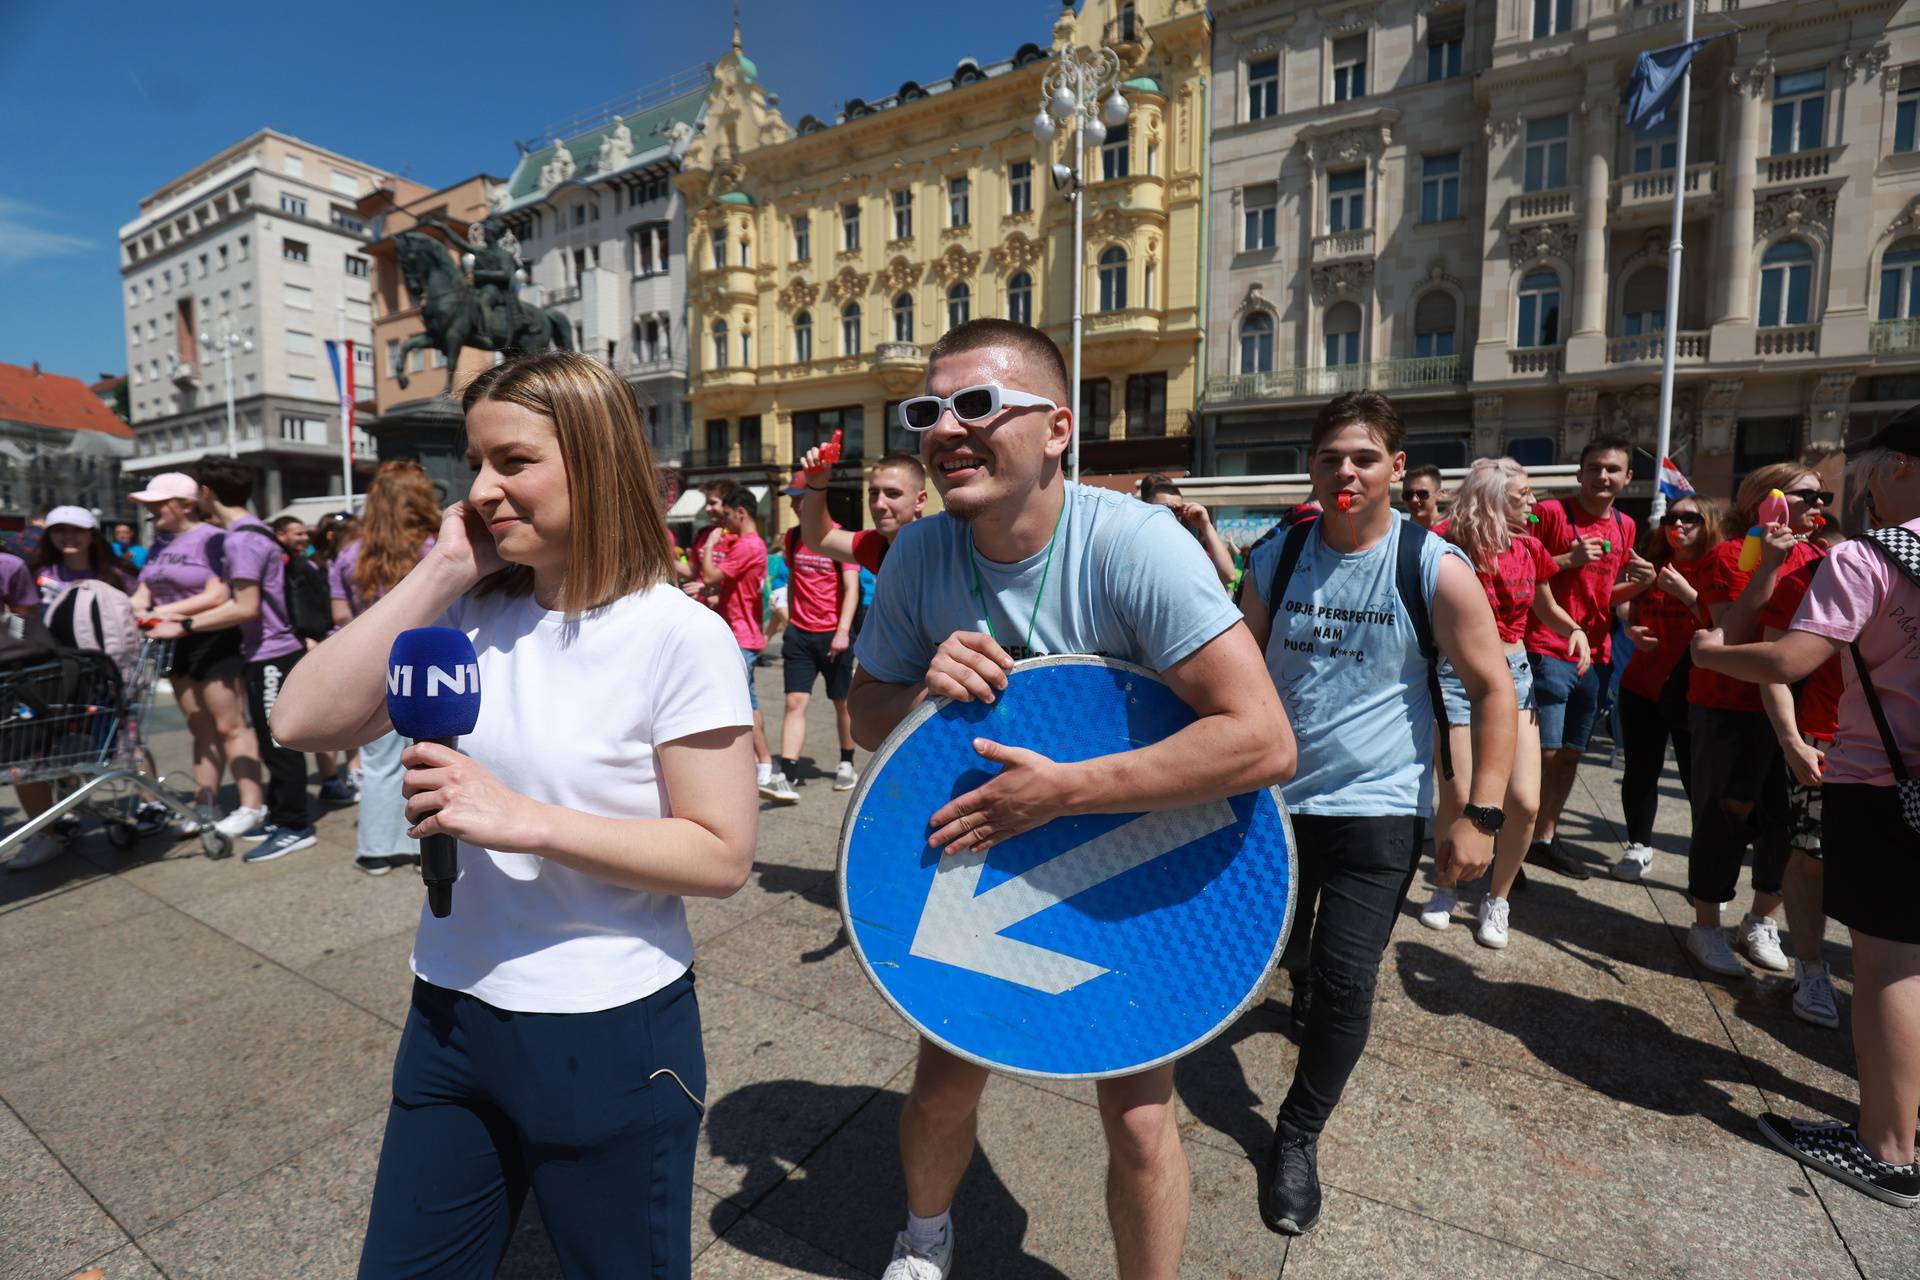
[1445,457,1524,574]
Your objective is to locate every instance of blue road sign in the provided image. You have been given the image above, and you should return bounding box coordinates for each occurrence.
[839,656,1296,1080]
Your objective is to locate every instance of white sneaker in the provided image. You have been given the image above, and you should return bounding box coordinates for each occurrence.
[833,760,859,792]
[1611,843,1655,881]
[213,806,268,839]
[758,773,799,805]
[1688,923,1747,977]
[5,833,67,871]
[1418,887,1456,930]
[1792,960,1841,1029]
[882,1228,954,1280]
[1476,895,1511,949]
[1740,914,1791,973]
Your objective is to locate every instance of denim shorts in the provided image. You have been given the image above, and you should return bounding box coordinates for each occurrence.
[739,646,761,711]
[1438,649,1535,727]
[1529,651,1609,751]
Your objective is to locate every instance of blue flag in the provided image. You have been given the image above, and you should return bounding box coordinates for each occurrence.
[1622,33,1735,133]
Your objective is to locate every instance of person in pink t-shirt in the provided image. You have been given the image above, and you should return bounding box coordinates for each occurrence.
[699,487,780,798]
[1692,420,1920,1210]
[777,472,860,798]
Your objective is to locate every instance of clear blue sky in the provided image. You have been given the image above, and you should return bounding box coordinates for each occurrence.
[0,0,1065,384]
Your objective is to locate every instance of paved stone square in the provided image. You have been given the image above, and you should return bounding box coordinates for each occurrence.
[0,665,1913,1279]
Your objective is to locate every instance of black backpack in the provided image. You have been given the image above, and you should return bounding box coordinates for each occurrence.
[0,613,126,765]
[1241,514,1454,780]
[230,526,333,642]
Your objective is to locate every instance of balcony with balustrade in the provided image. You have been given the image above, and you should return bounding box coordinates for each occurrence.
[1611,163,1720,226]
[872,341,926,395]
[1507,346,1564,376]
[1758,147,1843,190]
[1871,319,1920,356]
[680,443,778,474]
[1756,324,1820,357]
[1203,355,1466,405]
[1507,188,1577,227]
[692,366,757,413]
[1605,330,1709,366]
[1310,229,1375,265]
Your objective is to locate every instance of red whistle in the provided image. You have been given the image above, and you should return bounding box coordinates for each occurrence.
[138,616,161,631]
[805,429,844,476]
[1809,512,1827,528]
[1336,491,1354,512]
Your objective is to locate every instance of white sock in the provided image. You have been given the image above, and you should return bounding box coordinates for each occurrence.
[756,762,772,785]
[906,1209,950,1248]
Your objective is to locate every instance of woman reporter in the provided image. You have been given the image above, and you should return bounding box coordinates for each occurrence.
[272,352,757,1277]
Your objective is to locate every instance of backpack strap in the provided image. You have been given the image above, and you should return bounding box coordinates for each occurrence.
[1263,518,1316,616]
[1861,525,1920,590]
[1395,521,1454,781]
[1849,642,1910,785]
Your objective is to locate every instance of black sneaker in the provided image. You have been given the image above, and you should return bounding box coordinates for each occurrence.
[1758,1114,1920,1208]
[1524,838,1591,881]
[1259,1125,1323,1235]
[353,854,394,876]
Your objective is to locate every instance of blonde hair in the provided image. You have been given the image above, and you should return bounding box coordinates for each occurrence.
[1446,457,1524,573]
[1732,462,1816,532]
[460,351,675,611]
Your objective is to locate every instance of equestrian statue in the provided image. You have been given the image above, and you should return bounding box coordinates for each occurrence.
[391,218,571,394]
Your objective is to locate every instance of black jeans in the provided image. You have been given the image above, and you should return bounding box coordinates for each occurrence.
[1686,705,1789,904]
[1618,689,1693,847]
[246,650,310,830]
[1276,813,1424,1139]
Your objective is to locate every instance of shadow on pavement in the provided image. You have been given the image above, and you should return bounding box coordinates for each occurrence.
[704,1080,1070,1279]
[1173,996,1292,1176]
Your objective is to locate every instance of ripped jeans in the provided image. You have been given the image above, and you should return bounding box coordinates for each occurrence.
[1276,813,1425,1139]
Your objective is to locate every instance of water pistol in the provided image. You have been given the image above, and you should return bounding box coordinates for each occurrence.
[1738,489,1790,573]
[803,429,844,477]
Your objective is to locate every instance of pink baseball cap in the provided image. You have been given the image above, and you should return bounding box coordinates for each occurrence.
[128,472,200,503]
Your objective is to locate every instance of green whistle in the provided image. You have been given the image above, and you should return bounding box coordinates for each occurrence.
[1602,539,1611,553]
[1527,513,1539,524]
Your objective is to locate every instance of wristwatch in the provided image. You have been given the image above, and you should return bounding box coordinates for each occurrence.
[179,615,195,634]
[1463,803,1505,834]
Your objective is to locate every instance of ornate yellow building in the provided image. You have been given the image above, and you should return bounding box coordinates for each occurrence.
[678,1,1211,530]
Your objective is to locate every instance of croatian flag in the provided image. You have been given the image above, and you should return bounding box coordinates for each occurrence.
[1659,456,1694,500]
[324,339,355,464]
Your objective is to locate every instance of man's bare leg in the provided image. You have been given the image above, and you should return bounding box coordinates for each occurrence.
[1533,747,1582,843]
[1096,1064,1188,1280]
[900,1039,991,1218]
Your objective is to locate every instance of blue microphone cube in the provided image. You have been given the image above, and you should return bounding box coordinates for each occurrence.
[387,627,483,740]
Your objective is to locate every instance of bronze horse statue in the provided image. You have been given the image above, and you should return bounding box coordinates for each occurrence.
[390,229,572,394]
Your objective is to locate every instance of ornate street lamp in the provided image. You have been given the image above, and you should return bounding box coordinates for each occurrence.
[199,329,253,458]
[1030,45,1130,482]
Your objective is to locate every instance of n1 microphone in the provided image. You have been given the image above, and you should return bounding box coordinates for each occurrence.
[386,627,482,919]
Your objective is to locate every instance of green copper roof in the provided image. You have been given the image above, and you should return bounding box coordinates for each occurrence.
[717,190,754,205]
[507,87,706,202]
[1122,76,1163,94]
[737,53,758,81]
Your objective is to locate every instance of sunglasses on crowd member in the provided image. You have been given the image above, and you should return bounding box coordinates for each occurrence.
[1782,487,1834,507]
[897,383,1059,432]
[1402,488,1433,502]
[1660,511,1705,528]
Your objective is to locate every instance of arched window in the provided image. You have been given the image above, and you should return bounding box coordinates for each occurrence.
[1099,246,1128,311]
[1621,268,1667,336]
[1879,238,1920,321]
[1759,240,1814,328]
[892,293,914,343]
[947,282,971,330]
[711,319,728,369]
[841,302,862,355]
[1007,272,1033,326]
[1413,291,1457,358]
[794,311,813,362]
[1239,312,1274,373]
[1516,270,1561,348]
[1325,302,1361,366]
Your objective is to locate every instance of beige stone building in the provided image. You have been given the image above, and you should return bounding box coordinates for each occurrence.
[1204,0,1920,501]
[678,1,1212,534]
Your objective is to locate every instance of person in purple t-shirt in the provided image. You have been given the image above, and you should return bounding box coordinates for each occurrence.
[149,459,313,862]
[0,549,37,615]
[130,472,264,839]
[30,506,134,606]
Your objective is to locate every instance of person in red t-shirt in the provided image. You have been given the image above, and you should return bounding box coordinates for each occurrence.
[772,472,861,796]
[681,481,734,607]
[796,449,928,575]
[1417,459,1592,948]
[1526,439,1655,879]
[699,487,781,800]
[1757,540,1846,1028]
[1611,492,1727,880]
[1680,462,1832,979]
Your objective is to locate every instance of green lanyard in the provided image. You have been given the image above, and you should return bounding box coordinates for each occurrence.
[968,494,1066,657]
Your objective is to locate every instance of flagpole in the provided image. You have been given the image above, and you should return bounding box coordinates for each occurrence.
[337,302,354,506]
[1649,0,1696,524]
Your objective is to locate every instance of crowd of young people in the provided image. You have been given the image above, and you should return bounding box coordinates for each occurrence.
[8,321,1914,1276]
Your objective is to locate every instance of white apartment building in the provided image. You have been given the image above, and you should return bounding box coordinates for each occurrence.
[120,129,388,511]
[488,68,707,462]
[1204,0,1920,500]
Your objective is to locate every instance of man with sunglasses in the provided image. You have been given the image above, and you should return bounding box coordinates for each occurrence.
[849,319,1294,1280]
[1401,465,1446,530]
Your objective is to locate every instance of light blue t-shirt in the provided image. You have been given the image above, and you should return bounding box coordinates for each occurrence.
[1250,511,1466,818]
[856,482,1242,683]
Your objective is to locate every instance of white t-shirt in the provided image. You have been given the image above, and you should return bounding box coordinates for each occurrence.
[409,582,752,1013]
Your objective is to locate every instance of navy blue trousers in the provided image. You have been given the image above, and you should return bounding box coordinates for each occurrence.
[358,971,705,1279]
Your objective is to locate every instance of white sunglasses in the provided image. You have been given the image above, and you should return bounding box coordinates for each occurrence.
[897,383,1059,432]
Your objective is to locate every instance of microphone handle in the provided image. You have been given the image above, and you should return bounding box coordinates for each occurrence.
[415,735,459,918]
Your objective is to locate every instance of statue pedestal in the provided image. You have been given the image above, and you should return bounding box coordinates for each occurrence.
[367,397,468,505]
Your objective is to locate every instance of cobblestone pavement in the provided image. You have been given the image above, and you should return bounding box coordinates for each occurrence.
[1,667,1913,1279]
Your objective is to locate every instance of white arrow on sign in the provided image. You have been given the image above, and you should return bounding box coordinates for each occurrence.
[908,799,1239,995]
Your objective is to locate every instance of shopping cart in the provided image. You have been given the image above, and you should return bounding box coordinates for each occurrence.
[0,637,230,862]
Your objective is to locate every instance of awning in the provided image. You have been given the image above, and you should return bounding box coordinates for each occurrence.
[666,484,766,520]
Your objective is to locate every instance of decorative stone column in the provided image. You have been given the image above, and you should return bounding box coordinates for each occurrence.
[1712,58,1771,357]
[1566,96,1614,373]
